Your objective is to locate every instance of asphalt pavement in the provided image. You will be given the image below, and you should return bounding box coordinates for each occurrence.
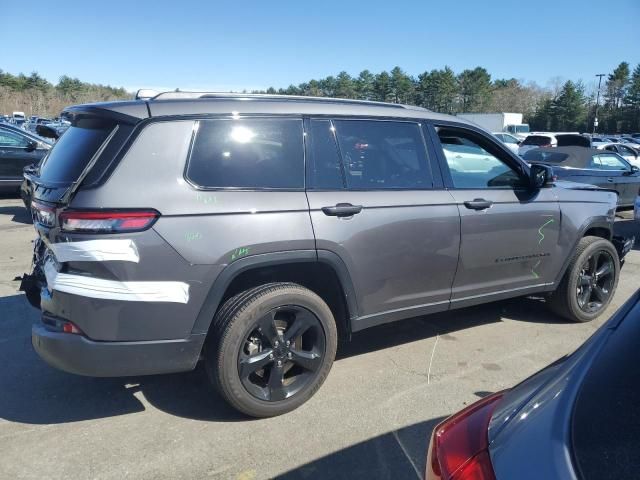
[1,195,638,480]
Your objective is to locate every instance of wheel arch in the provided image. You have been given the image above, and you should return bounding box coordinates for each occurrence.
[553,216,614,285]
[191,250,358,341]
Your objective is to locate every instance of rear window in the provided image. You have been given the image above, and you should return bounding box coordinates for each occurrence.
[523,150,569,163]
[186,118,304,189]
[332,119,431,189]
[38,120,114,184]
[522,135,552,146]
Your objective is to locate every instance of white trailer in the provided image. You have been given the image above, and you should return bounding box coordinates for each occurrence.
[456,112,530,139]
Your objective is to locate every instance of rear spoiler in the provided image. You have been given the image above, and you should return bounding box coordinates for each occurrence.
[62,102,148,125]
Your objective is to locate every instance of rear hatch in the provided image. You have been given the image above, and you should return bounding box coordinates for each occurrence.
[21,103,146,307]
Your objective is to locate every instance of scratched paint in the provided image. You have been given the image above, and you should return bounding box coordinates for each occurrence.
[231,247,251,261]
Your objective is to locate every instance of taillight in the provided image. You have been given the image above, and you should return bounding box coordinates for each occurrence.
[59,210,159,233]
[31,200,56,227]
[426,391,505,480]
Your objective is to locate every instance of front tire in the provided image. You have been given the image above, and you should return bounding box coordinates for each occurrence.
[205,283,338,417]
[548,236,619,322]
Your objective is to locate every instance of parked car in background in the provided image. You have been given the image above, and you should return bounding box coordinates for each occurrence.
[0,123,52,194]
[20,92,627,418]
[492,132,520,153]
[517,133,556,156]
[26,117,53,134]
[456,112,529,139]
[523,146,640,207]
[426,289,640,480]
[597,142,640,167]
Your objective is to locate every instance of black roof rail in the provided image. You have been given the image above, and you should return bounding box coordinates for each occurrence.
[146,90,427,110]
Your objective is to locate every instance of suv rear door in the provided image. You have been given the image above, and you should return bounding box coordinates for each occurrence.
[429,123,561,307]
[305,117,460,330]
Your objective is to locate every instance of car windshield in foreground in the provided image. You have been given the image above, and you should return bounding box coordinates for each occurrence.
[38,120,114,184]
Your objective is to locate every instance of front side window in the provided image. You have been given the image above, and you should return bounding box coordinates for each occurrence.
[332,120,431,189]
[187,118,304,189]
[0,128,29,148]
[437,127,526,189]
[591,154,629,171]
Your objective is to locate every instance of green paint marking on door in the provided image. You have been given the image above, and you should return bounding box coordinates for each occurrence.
[538,218,555,245]
[531,259,541,279]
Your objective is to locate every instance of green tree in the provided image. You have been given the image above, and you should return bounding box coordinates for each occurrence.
[373,71,392,102]
[457,67,492,112]
[334,71,356,98]
[416,67,457,113]
[550,80,587,131]
[605,62,630,109]
[355,70,375,100]
[625,64,640,131]
[389,66,414,104]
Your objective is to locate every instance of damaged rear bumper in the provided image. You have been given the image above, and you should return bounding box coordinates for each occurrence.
[32,321,205,377]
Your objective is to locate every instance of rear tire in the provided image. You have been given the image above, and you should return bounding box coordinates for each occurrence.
[548,236,619,322]
[204,282,338,417]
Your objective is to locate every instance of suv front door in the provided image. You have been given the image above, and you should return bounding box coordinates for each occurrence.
[430,123,561,307]
[305,118,460,330]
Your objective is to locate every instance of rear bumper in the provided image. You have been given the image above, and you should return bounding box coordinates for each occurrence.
[32,323,205,377]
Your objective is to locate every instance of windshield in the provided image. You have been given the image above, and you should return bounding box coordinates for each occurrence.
[515,125,530,133]
[38,121,114,184]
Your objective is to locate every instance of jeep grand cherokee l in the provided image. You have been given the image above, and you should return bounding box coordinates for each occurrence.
[20,92,630,417]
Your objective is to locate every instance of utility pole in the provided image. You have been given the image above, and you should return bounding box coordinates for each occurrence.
[593,73,605,134]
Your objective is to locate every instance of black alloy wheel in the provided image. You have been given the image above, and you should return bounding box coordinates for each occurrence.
[576,250,615,314]
[238,305,326,402]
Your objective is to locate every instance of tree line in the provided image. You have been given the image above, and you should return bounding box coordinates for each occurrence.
[0,70,129,119]
[2,62,640,133]
[252,62,640,133]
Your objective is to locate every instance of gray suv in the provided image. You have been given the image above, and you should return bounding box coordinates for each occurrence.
[21,93,631,417]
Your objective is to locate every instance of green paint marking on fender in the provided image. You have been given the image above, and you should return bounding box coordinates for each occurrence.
[538,218,555,245]
[231,247,251,261]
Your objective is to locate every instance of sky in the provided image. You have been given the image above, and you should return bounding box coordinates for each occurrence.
[4,0,639,93]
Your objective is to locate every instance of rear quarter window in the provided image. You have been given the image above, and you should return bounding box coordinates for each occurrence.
[38,119,115,184]
[186,118,304,189]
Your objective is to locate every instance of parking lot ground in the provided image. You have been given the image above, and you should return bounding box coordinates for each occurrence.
[0,195,638,480]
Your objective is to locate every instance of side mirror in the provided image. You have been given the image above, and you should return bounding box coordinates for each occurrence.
[530,163,553,188]
[629,165,640,175]
[25,140,37,152]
